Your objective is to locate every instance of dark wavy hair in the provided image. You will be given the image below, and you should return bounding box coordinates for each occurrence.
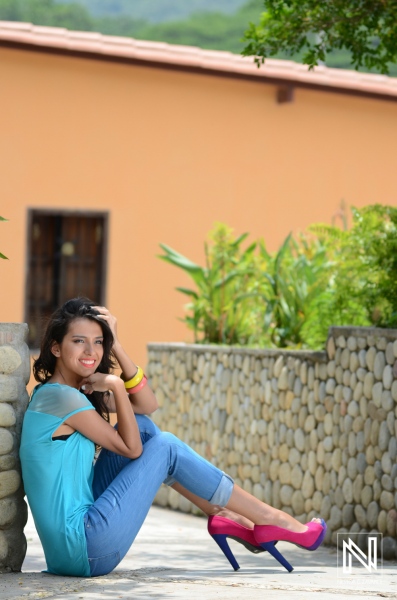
[33,297,115,421]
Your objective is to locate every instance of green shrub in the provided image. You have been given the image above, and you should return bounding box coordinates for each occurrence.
[312,204,397,330]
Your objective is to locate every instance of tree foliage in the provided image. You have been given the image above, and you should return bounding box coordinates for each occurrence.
[242,1,397,74]
[56,0,247,22]
[0,0,93,29]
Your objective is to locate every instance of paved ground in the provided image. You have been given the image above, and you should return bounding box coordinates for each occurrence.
[1,505,396,599]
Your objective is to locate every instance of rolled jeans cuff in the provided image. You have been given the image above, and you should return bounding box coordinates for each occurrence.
[163,475,176,486]
[209,472,234,506]
[164,471,234,507]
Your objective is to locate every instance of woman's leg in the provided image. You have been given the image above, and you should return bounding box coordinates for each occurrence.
[171,482,255,528]
[85,431,234,576]
[171,483,317,532]
[94,417,254,527]
[94,416,310,533]
[226,486,311,532]
[92,414,161,499]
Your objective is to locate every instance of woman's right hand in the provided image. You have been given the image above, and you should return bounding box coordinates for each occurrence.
[81,372,124,395]
[67,376,143,459]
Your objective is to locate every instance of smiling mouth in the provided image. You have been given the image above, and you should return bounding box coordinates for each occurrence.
[79,360,96,368]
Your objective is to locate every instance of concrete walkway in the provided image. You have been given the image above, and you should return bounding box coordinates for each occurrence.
[1,506,396,599]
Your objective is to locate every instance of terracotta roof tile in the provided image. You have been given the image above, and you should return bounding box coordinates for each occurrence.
[1,20,397,100]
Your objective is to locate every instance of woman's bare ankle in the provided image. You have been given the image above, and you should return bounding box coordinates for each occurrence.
[212,508,255,529]
[256,509,308,532]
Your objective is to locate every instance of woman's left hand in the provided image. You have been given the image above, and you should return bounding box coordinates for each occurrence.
[90,306,159,415]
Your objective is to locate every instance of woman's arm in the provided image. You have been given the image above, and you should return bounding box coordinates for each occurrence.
[94,307,159,415]
[112,339,159,414]
[66,374,143,459]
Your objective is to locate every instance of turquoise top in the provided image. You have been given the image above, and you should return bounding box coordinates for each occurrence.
[20,383,95,576]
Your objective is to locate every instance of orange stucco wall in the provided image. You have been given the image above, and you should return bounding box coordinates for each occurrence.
[1,45,397,378]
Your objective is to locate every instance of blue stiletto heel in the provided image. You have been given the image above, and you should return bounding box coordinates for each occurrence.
[211,534,240,571]
[262,542,294,572]
[208,516,283,572]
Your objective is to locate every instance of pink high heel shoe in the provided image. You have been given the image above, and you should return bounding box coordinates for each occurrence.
[254,519,327,551]
[253,519,327,572]
[208,516,265,571]
[254,519,327,550]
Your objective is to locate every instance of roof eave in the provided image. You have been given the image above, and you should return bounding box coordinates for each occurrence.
[1,21,397,103]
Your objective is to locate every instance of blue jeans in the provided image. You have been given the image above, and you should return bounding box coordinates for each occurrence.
[85,415,234,576]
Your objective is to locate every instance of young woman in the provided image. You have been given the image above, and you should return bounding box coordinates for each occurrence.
[20,298,326,577]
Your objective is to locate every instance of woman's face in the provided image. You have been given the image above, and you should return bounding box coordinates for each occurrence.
[51,317,104,383]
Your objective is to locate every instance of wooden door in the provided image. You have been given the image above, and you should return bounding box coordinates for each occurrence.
[25,211,107,348]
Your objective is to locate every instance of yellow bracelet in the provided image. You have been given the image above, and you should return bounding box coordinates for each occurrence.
[124,366,144,389]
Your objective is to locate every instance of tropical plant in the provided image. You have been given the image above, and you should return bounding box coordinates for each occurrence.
[159,222,334,347]
[0,216,8,260]
[258,233,334,348]
[159,223,261,344]
[159,205,397,349]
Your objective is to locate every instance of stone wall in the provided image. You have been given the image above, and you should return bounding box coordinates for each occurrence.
[0,324,30,572]
[147,327,397,559]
